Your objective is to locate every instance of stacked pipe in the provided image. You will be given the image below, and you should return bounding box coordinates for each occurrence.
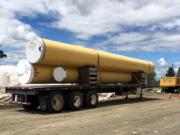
[16,37,155,84]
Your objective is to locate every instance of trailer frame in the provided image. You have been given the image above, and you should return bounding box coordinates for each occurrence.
[6,83,144,112]
[6,67,145,113]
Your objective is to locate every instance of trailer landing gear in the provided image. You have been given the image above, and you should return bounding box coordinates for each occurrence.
[23,96,39,110]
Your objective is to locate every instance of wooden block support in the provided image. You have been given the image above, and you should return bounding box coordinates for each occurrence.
[131,71,145,86]
[78,66,98,85]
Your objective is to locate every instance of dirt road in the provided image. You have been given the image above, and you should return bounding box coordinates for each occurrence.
[1,94,180,135]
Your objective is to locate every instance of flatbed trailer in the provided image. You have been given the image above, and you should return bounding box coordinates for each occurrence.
[6,66,145,113]
[6,83,143,113]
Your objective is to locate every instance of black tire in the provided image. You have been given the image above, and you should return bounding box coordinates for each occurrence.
[68,91,83,110]
[63,92,70,109]
[47,92,64,113]
[84,91,98,108]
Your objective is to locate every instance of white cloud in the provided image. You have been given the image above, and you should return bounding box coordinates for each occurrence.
[94,32,180,52]
[0,18,36,48]
[0,18,36,64]
[1,0,180,70]
[50,0,180,39]
[0,0,40,64]
[157,58,167,67]
[162,19,180,30]
[1,0,180,47]
[0,49,25,65]
[155,57,168,79]
[155,58,180,79]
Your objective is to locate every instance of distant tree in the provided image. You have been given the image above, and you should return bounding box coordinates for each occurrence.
[0,50,7,58]
[177,67,180,77]
[166,65,175,77]
[146,72,157,86]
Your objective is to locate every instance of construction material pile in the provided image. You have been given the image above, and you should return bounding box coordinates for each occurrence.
[0,65,19,104]
[0,65,19,87]
[16,37,155,84]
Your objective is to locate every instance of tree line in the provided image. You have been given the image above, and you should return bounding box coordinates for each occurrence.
[0,50,7,58]
[146,65,180,87]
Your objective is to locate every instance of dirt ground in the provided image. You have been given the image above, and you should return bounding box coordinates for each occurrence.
[1,93,180,135]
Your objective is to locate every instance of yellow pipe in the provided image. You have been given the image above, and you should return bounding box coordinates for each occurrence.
[16,60,132,84]
[54,67,132,84]
[100,71,132,83]
[16,60,54,84]
[32,65,54,83]
[26,37,98,67]
[26,37,155,74]
[53,67,79,83]
[97,50,155,73]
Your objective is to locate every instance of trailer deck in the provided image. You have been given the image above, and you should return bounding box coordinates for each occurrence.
[5,83,143,113]
[6,83,142,94]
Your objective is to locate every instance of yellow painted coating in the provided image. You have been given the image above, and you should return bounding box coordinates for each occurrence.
[34,39,154,74]
[60,67,79,83]
[97,51,155,73]
[54,67,132,84]
[32,65,54,83]
[160,77,180,87]
[32,66,79,83]
[31,65,79,83]
[41,39,98,67]
[100,71,132,83]
[30,65,132,84]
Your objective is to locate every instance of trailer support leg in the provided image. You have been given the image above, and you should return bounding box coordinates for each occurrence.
[125,91,128,99]
[39,95,48,111]
[139,88,143,100]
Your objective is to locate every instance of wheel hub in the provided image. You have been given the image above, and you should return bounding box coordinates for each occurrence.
[73,95,81,107]
[52,95,63,111]
[90,95,97,105]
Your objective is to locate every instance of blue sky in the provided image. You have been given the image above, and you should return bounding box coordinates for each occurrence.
[1,0,180,78]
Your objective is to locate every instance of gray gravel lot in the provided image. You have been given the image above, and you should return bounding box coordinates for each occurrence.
[0,94,180,135]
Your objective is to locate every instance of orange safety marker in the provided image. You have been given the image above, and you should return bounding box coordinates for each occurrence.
[168,95,180,100]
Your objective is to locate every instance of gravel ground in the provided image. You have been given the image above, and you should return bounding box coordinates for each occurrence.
[0,94,180,135]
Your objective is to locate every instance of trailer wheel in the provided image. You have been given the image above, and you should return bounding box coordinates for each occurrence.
[68,91,83,110]
[84,91,98,108]
[47,92,64,113]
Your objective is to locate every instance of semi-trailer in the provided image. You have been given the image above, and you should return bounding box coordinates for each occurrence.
[6,37,155,113]
[6,76,145,113]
